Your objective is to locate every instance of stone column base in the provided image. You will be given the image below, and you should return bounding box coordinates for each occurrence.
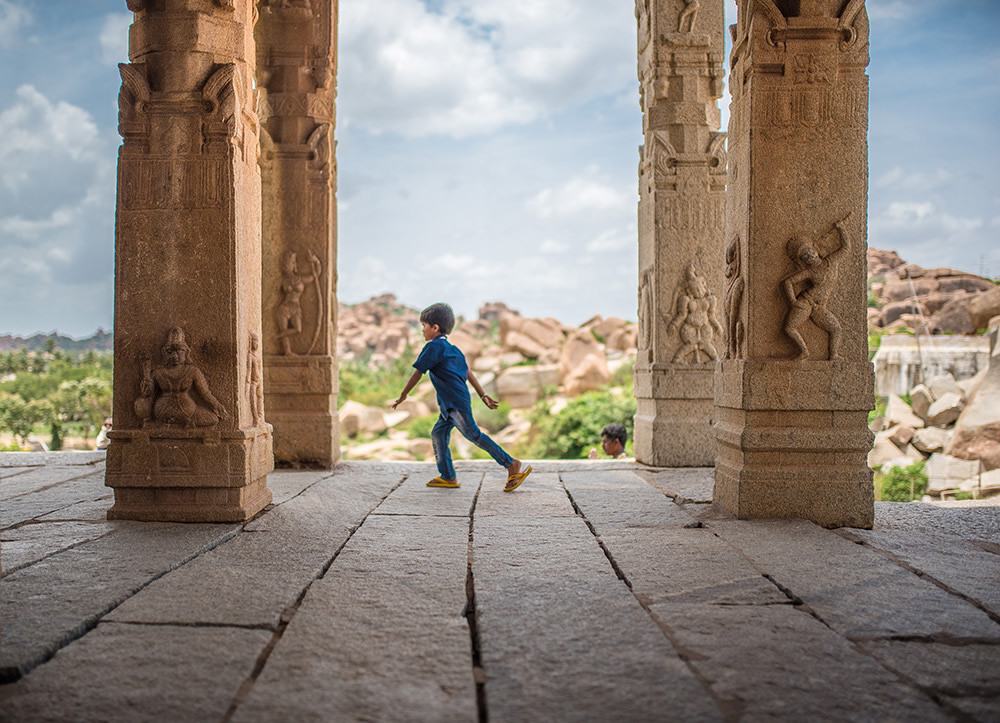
[105,425,274,522]
[634,365,716,467]
[713,359,875,529]
[264,355,340,467]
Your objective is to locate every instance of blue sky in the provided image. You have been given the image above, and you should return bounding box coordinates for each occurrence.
[0,0,997,337]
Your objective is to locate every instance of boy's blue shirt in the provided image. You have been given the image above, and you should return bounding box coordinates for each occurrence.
[413,335,471,415]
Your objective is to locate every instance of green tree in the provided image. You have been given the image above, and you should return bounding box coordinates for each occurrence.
[528,389,636,459]
[0,393,53,444]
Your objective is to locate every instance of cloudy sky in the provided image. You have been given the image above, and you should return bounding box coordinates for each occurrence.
[0,0,997,337]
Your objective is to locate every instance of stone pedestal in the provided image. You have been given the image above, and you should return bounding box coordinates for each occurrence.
[714,0,874,528]
[257,0,340,467]
[106,0,273,522]
[634,0,727,467]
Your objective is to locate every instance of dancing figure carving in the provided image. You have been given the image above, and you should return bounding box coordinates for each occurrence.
[668,263,723,363]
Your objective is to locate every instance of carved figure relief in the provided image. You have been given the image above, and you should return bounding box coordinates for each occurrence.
[638,267,654,352]
[678,0,700,32]
[134,327,227,427]
[781,213,852,361]
[276,249,324,355]
[668,263,723,363]
[260,0,313,17]
[724,236,744,360]
[247,332,264,426]
[635,0,651,52]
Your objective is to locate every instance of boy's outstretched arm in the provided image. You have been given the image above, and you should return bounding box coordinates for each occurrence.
[390,370,423,409]
[467,370,498,410]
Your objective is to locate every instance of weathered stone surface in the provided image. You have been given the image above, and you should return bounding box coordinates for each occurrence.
[559,329,611,396]
[0,523,238,680]
[873,335,991,397]
[929,295,977,335]
[859,641,1000,705]
[969,286,1000,330]
[912,426,951,454]
[372,473,479,517]
[639,467,715,504]
[846,529,1000,617]
[708,519,1000,641]
[649,603,948,721]
[233,515,477,722]
[0,451,106,468]
[1,465,104,501]
[0,521,115,577]
[886,394,925,429]
[106,472,398,629]
[1,622,270,722]
[926,373,963,399]
[474,515,719,721]
[889,424,916,448]
[926,453,981,494]
[475,472,576,518]
[562,470,693,530]
[909,382,933,422]
[874,501,1000,545]
[927,391,964,427]
[947,327,1000,470]
[1,470,109,529]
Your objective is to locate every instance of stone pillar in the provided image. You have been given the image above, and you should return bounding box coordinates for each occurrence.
[714,0,874,528]
[256,0,340,467]
[634,0,727,467]
[106,0,273,522]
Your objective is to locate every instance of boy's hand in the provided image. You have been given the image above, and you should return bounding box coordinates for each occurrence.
[481,394,499,410]
[389,395,405,410]
[588,448,598,460]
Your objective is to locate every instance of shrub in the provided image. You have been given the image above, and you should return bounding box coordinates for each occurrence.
[407,415,435,439]
[879,461,928,502]
[528,389,636,460]
[338,352,415,408]
[471,398,510,434]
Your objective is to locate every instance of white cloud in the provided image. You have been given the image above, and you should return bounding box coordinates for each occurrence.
[338,0,634,137]
[0,85,100,191]
[539,239,568,254]
[876,167,952,192]
[0,0,31,47]
[867,0,912,21]
[528,175,631,219]
[99,13,131,65]
[585,226,635,255]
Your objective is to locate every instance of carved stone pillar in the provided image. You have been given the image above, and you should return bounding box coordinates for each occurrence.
[106,0,273,522]
[256,0,340,467]
[634,0,727,467]
[714,0,874,528]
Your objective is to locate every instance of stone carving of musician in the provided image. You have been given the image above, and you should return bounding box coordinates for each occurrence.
[781,213,852,361]
[276,250,321,355]
[134,327,226,427]
[668,263,723,363]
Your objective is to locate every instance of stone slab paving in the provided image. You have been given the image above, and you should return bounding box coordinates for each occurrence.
[0,466,103,502]
[233,513,476,721]
[710,518,1000,642]
[1,521,115,577]
[0,623,271,722]
[106,467,401,629]
[2,458,999,722]
[1,470,109,529]
[473,471,720,722]
[0,522,238,681]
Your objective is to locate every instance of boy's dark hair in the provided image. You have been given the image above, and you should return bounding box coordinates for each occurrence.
[602,423,628,446]
[420,303,455,335]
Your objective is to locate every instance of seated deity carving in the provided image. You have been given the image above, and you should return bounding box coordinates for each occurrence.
[781,213,852,361]
[668,263,723,363]
[134,327,227,428]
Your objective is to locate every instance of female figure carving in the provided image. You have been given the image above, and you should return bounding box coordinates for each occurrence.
[276,250,321,355]
[668,263,723,363]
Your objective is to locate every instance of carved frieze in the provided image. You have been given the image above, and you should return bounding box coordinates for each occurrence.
[667,263,723,364]
[134,327,227,428]
[724,236,744,360]
[275,249,324,355]
[780,213,852,361]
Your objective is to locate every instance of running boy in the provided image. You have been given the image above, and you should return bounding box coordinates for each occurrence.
[391,303,531,491]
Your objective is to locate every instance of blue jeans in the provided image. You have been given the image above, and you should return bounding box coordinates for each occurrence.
[431,407,513,481]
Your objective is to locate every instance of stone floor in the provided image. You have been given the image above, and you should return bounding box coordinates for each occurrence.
[1,452,999,722]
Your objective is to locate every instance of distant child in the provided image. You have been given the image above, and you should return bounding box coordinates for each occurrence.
[588,423,630,460]
[391,303,532,491]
